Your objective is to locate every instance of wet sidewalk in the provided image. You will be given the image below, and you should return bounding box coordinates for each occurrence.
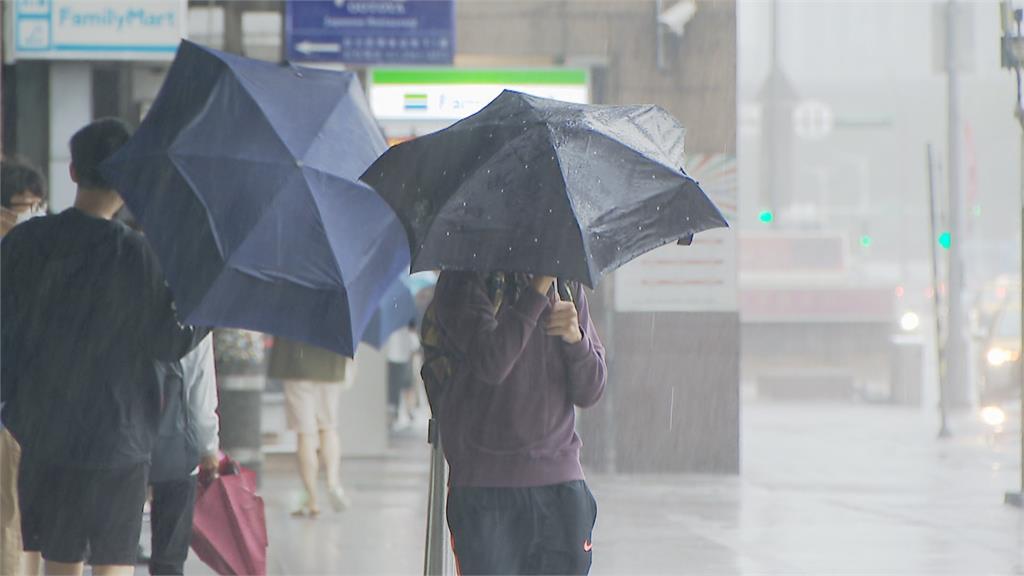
[161,401,1022,575]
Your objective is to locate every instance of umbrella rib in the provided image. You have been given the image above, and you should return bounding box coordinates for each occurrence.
[414,128,535,263]
[295,166,350,289]
[580,120,688,174]
[228,72,308,162]
[543,122,597,285]
[300,83,382,171]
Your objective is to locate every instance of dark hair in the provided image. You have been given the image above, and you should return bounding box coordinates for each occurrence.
[69,117,132,190]
[1,157,48,208]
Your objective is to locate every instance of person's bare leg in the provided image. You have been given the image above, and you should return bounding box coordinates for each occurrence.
[295,432,320,513]
[320,428,341,491]
[23,552,41,575]
[403,387,419,420]
[90,565,134,576]
[321,428,350,511]
[42,559,83,576]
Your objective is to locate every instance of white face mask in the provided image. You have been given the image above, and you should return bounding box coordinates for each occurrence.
[15,207,45,224]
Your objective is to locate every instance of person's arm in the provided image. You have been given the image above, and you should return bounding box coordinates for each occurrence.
[435,272,549,386]
[547,286,606,408]
[0,233,23,415]
[184,335,220,458]
[137,237,209,361]
[342,357,358,389]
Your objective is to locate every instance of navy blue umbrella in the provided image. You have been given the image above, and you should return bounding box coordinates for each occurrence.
[102,40,409,356]
[360,277,418,349]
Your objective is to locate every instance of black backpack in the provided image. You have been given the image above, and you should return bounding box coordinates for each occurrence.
[419,273,576,417]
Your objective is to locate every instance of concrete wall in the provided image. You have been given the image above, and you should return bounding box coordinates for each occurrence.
[457,0,740,474]
[48,63,92,212]
[338,347,390,457]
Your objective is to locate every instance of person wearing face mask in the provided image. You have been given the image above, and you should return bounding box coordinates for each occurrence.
[1,157,48,235]
[0,156,48,576]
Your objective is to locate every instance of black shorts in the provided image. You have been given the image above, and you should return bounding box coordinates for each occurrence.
[447,480,598,575]
[19,458,149,565]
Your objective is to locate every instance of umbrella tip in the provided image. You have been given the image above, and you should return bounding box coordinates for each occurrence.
[279,59,303,78]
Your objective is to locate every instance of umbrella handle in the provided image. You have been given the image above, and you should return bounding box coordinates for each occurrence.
[556,279,574,304]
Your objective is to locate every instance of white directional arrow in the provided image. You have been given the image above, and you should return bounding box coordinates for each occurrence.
[295,40,341,55]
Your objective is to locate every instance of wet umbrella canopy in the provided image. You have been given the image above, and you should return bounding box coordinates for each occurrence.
[101,40,408,356]
[361,90,728,287]
[360,275,418,349]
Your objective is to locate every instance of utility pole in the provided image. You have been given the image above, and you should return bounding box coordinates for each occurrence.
[1000,0,1024,508]
[945,0,970,410]
[758,0,797,223]
[927,145,951,438]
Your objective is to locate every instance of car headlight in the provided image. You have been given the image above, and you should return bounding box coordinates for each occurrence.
[899,311,920,332]
[980,405,1007,427]
[987,347,1018,367]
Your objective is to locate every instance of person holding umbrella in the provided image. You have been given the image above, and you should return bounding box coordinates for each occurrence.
[267,337,354,517]
[1,118,207,576]
[363,90,729,575]
[431,271,605,575]
[147,333,221,576]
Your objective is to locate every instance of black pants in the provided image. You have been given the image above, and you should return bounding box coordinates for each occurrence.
[149,476,197,576]
[447,480,597,576]
[19,458,148,566]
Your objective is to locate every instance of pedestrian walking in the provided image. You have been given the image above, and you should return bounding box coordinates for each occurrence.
[267,337,355,517]
[1,118,206,576]
[148,334,221,575]
[428,271,606,575]
[0,156,48,576]
[387,321,421,429]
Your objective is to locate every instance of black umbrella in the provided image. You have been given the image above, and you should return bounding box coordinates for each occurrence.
[360,90,727,287]
[101,41,409,356]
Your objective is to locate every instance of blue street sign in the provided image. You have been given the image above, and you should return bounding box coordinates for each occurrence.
[285,0,454,65]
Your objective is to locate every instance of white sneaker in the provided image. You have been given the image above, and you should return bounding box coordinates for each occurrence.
[328,486,351,512]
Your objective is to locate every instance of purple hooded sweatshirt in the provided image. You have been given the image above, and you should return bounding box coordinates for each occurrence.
[433,271,607,488]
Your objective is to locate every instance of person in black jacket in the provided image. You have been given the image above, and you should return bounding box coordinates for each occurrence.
[0,118,206,576]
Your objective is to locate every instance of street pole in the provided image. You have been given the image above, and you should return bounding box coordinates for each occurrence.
[423,423,448,576]
[1011,106,1024,507]
[945,0,970,410]
[759,0,797,225]
[1000,0,1024,508]
[927,144,951,438]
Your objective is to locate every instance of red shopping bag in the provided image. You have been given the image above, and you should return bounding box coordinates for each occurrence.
[191,458,268,575]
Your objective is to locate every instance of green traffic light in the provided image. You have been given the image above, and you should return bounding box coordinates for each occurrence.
[758,210,774,224]
[938,231,951,250]
[859,235,872,248]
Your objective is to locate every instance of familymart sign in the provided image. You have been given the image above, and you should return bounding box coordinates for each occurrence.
[10,0,186,61]
[368,68,590,121]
